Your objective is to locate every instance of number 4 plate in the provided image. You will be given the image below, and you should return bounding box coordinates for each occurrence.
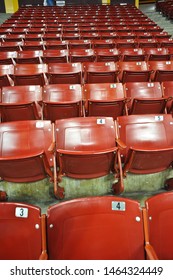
[15,207,28,218]
[112,201,126,211]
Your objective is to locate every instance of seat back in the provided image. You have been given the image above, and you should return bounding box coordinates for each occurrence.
[83,83,126,119]
[0,202,47,260]
[0,120,53,182]
[47,196,145,260]
[42,84,83,121]
[0,85,42,121]
[145,192,173,259]
[116,114,173,174]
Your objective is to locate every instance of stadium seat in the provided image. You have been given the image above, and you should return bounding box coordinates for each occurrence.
[54,117,124,198]
[46,196,145,260]
[83,83,127,119]
[95,48,121,62]
[68,39,92,49]
[0,64,14,87]
[0,85,42,122]
[161,81,173,113]
[41,49,69,63]
[0,51,17,65]
[0,202,47,260]
[148,60,173,81]
[46,63,82,84]
[124,82,168,114]
[83,62,119,83]
[0,120,54,183]
[69,49,96,63]
[42,84,83,121]
[11,63,48,86]
[143,192,173,259]
[14,50,43,64]
[116,114,173,176]
[118,61,152,83]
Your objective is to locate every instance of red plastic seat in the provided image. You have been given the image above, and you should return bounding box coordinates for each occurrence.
[42,84,83,121]
[68,39,92,49]
[0,85,42,122]
[83,61,119,83]
[0,202,47,260]
[21,41,45,51]
[0,41,23,52]
[161,81,173,113]
[54,117,123,198]
[143,192,173,260]
[47,196,145,260]
[148,60,173,81]
[11,63,48,86]
[44,40,68,50]
[0,120,54,183]
[69,49,96,63]
[83,83,127,119]
[125,82,168,114]
[41,49,69,63]
[0,51,17,65]
[95,48,121,62]
[14,50,43,64]
[47,63,82,84]
[118,61,152,83]
[92,39,116,49]
[0,64,14,87]
[116,114,173,176]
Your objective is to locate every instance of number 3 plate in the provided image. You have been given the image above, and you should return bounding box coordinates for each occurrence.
[15,207,28,218]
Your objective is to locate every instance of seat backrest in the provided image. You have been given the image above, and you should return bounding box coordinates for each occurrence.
[83,82,126,119]
[145,192,173,259]
[47,196,145,260]
[0,120,53,182]
[42,84,83,121]
[116,114,173,174]
[0,85,42,121]
[0,202,46,260]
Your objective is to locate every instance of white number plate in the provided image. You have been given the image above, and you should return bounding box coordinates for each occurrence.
[15,207,28,218]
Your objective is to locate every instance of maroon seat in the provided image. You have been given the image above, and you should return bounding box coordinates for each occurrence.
[14,50,43,64]
[0,64,14,87]
[41,49,69,63]
[125,82,168,114]
[0,85,42,122]
[47,196,145,260]
[143,192,173,260]
[83,83,127,119]
[0,120,54,183]
[69,49,96,63]
[42,84,83,121]
[116,114,173,176]
[54,117,124,198]
[0,202,47,260]
[148,60,173,81]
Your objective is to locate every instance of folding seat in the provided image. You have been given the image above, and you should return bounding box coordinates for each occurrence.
[0,202,47,260]
[0,120,54,183]
[83,83,127,119]
[143,192,173,260]
[0,85,42,122]
[47,63,82,84]
[21,41,45,51]
[62,32,80,41]
[119,47,144,58]
[69,49,96,63]
[147,60,173,82]
[0,41,23,52]
[11,64,48,86]
[41,49,69,63]
[118,61,152,83]
[54,117,124,198]
[83,61,119,83]
[3,34,25,42]
[24,34,43,41]
[143,47,170,61]
[42,34,62,43]
[46,196,145,260]
[117,31,136,40]
[125,82,168,114]
[68,39,92,49]
[95,48,121,62]
[44,40,68,50]
[14,50,43,64]
[0,64,14,87]
[115,39,138,49]
[100,31,119,40]
[80,32,100,40]
[92,39,116,49]
[138,39,159,49]
[0,51,17,65]
[161,81,173,113]
[42,84,83,121]
[116,114,173,177]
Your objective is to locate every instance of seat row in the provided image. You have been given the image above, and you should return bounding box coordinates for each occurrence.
[2,61,173,86]
[0,82,173,123]
[0,192,173,260]
[2,47,173,64]
[1,115,173,199]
